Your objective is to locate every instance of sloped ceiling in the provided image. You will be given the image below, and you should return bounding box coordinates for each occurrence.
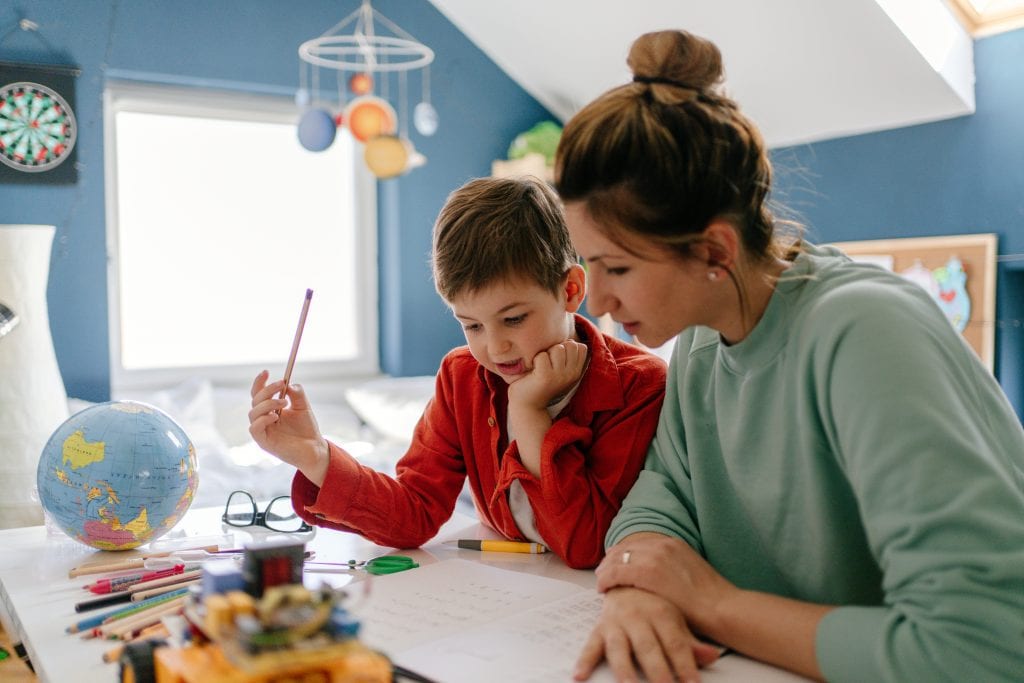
[427,0,975,148]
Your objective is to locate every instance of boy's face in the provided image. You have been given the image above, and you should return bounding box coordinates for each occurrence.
[450,276,577,384]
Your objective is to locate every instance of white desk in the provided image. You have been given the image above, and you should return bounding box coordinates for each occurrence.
[0,505,808,682]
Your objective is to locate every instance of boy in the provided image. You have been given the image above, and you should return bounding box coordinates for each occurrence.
[248,176,665,569]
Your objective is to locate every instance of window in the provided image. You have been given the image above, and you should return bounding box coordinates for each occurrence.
[104,82,377,394]
[948,0,1024,34]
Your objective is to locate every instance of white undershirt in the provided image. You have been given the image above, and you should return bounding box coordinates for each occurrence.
[506,386,579,545]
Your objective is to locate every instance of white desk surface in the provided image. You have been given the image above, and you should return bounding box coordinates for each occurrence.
[0,505,809,682]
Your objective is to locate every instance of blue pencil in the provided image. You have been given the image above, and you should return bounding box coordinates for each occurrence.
[66,586,190,634]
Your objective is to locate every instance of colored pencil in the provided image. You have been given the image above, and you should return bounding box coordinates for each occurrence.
[127,568,202,595]
[279,288,313,398]
[131,578,200,601]
[68,587,189,634]
[68,545,219,578]
[102,600,184,640]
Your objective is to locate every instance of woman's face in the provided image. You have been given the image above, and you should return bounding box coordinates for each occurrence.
[564,202,717,348]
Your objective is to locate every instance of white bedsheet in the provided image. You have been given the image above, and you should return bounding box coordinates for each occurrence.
[83,375,435,510]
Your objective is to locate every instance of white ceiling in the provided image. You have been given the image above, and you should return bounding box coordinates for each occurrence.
[427,0,975,148]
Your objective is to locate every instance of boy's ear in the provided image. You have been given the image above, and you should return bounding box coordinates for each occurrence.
[564,264,586,312]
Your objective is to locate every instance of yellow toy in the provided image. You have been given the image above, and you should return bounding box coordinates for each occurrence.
[118,542,396,683]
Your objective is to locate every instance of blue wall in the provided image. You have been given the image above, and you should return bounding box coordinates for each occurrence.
[0,1,551,401]
[770,28,1024,418]
[5,4,1022,415]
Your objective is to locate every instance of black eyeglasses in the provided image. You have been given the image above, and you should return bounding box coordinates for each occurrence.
[222,490,312,533]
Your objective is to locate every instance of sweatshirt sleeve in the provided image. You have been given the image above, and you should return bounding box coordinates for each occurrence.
[604,330,706,554]
[496,355,667,569]
[812,282,1024,682]
[291,366,468,549]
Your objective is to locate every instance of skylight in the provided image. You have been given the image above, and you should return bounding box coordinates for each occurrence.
[949,0,1024,34]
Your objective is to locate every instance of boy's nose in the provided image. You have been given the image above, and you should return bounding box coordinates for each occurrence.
[488,333,511,357]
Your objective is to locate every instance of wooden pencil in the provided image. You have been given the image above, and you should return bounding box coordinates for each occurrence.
[127,568,202,595]
[99,599,185,640]
[68,586,190,634]
[131,578,200,601]
[279,288,313,399]
[68,545,219,578]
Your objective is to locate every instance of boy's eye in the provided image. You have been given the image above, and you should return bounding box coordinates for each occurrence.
[463,323,482,333]
[606,267,628,276]
[504,314,527,326]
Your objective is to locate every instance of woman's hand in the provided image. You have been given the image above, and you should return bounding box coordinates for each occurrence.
[596,533,735,638]
[248,370,329,485]
[598,533,831,681]
[574,587,721,683]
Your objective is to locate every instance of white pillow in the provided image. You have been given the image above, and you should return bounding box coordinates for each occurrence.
[344,376,435,442]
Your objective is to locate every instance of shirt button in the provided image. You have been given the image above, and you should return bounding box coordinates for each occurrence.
[487,417,496,427]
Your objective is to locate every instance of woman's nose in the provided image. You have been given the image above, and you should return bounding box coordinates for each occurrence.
[586,281,614,319]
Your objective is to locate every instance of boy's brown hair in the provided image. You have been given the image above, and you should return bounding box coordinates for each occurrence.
[432,176,577,303]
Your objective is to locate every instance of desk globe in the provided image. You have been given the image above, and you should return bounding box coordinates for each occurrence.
[36,401,198,550]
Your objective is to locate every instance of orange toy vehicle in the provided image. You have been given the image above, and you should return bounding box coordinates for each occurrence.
[118,582,392,683]
[118,541,401,683]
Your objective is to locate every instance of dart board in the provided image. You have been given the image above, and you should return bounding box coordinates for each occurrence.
[0,80,77,173]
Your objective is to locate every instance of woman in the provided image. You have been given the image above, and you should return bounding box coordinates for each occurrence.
[557,29,1024,683]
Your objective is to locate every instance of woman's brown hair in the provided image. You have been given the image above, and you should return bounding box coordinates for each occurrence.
[554,30,785,265]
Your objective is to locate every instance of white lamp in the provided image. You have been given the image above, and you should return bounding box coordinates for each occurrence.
[0,224,69,529]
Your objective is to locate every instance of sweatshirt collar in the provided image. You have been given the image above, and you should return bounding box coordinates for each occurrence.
[718,250,815,375]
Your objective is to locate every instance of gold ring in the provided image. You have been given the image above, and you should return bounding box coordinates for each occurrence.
[622,551,631,565]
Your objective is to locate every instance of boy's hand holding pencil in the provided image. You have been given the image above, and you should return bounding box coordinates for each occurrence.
[248,289,331,486]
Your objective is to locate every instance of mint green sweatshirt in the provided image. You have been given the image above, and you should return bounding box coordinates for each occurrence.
[606,243,1024,682]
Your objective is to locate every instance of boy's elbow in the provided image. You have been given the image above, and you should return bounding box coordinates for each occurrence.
[561,546,603,570]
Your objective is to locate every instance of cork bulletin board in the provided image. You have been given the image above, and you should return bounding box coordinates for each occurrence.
[830,234,997,370]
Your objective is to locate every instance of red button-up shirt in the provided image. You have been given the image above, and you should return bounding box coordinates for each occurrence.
[292,315,666,569]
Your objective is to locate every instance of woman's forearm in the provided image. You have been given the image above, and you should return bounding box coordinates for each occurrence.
[702,588,833,681]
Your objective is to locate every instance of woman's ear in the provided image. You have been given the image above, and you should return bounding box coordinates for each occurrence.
[699,220,741,272]
[563,264,587,312]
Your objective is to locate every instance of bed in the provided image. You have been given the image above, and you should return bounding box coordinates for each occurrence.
[88,375,437,511]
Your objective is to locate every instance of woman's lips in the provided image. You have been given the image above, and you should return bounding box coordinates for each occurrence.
[496,359,526,375]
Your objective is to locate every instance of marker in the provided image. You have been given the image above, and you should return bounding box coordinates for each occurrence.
[75,591,134,613]
[447,539,548,554]
[87,564,184,594]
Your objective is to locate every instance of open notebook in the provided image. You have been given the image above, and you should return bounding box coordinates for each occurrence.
[356,559,809,683]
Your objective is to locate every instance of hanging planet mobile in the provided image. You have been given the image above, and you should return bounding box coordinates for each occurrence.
[0,81,78,173]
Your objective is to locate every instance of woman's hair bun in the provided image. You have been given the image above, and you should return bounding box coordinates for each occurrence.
[627,30,723,91]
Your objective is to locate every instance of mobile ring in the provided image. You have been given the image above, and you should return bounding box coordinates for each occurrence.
[622,550,632,565]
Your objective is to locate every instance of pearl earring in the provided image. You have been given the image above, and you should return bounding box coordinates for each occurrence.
[708,270,718,281]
